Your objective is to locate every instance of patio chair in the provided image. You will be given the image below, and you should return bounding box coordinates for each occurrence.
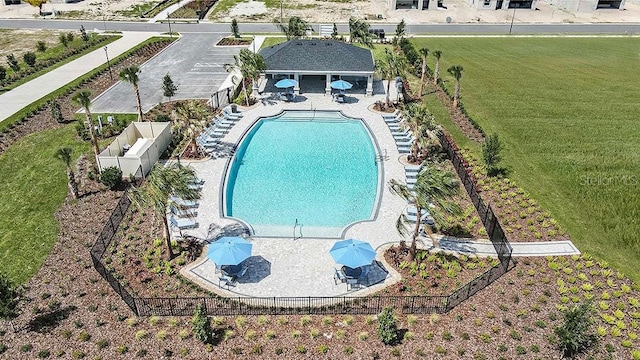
[337,96,345,103]
[170,205,197,218]
[223,107,243,119]
[169,195,198,208]
[219,274,236,289]
[169,215,199,229]
[346,278,359,291]
[334,268,347,285]
[397,146,411,154]
[405,164,422,173]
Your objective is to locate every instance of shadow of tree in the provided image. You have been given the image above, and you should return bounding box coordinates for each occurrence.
[28,305,78,333]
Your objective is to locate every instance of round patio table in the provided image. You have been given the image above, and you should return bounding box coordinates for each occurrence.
[342,266,362,279]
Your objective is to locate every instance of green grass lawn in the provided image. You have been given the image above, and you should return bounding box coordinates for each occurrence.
[410,37,640,282]
[0,125,87,284]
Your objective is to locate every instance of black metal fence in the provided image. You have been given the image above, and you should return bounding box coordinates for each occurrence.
[438,132,513,269]
[90,135,513,317]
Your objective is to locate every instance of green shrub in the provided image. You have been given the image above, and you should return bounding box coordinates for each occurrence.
[100,166,122,190]
[36,41,47,52]
[554,301,597,357]
[377,306,399,345]
[191,304,213,344]
[23,52,37,67]
[37,349,50,358]
[20,343,33,352]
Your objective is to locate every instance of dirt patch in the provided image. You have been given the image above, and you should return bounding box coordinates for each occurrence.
[0,29,65,60]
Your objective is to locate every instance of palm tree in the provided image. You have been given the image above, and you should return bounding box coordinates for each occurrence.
[71,90,100,162]
[54,147,79,199]
[129,163,201,259]
[224,49,266,107]
[447,65,464,108]
[401,103,430,163]
[432,50,442,86]
[388,165,461,261]
[279,16,309,40]
[119,65,144,121]
[349,17,373,48]
[418,47,429,97]
[174,100,209,155]
[375,48,408,106]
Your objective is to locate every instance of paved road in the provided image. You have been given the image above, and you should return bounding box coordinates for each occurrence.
[0,32,157,123]
[2,19,640,35]
[92,33,241,114]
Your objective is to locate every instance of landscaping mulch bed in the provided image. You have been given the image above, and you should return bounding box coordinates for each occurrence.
[216,38,253,46]
[382,246,496,297]
[0,40,173,156]
[432,84,485,143]
[458,148,570,242]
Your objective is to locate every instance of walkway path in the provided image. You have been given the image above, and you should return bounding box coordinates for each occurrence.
[435,236,580,257]
[0,31,157,123]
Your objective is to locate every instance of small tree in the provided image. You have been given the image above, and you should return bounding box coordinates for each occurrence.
[24,0,47,15]
[80,25,89,42]
[191,304,213,344]
[482,133,503,176]
[348,17,373,48]
[231,18,240,38]
[119,66,144,121]
[100,166,123,190]
[36,40,47,52]
[418,47,429,97]
[54,147,79,199]
[395,19,406,40]
[59,33,69,48]
[447,64,464,108]
[6,54,20,72]
[554,302,597,358]
[377,307,398,345]
[0,272,21,332]
[23,52,37,67]
[432,50,443,86]
[162,73,178,100]
[66,32,74,43]
[331,22,338,39]
[0,66,6,82]
[279,16,309,40]
[49,99,64,123]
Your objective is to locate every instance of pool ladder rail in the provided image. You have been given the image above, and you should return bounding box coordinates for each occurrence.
[376,149,388,162]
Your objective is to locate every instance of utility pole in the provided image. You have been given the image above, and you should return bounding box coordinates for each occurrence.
[104,46,113,80]
[168,12,173,39]
[280,0,283,23]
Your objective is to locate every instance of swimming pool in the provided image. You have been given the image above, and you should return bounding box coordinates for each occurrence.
[224,110,380,237]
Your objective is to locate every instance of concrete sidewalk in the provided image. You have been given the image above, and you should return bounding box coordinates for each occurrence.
[0,32,158,123]
[433,236,580,257]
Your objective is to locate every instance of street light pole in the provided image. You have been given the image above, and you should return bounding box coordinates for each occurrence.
[508,6,516,35]
[280,0,283,23]
[168,12,173,39]
[104,46,113,80]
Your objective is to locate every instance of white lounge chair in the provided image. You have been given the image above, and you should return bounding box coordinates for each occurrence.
[405,212,434,225]
[407,205,430,217]
[169,215,199,229]
[170,205,198,217]
[169,195,198,208]
[396,140,413,147]
[405,164,423,173]
[223,107,243,119]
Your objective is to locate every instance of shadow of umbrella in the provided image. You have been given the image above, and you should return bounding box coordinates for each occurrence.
[208,222,252,241]
[358,260,389,287]
[236,255,271,284]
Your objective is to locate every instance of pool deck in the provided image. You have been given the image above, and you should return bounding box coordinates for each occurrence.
[177,86,421,298]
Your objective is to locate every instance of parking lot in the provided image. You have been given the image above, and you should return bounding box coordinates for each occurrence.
[91,33,243,114]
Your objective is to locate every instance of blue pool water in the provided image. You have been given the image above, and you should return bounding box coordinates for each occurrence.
[225,111,379,237]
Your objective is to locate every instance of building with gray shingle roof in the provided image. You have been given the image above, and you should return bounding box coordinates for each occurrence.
[259,39,375,96]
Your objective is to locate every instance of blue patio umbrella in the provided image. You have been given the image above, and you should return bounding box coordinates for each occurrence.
[274,78,298,89]
[206,236,252,266]
[329,239,376,268]
[330,79,353,91]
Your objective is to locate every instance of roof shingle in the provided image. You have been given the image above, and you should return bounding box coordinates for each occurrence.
[259,40,375,73]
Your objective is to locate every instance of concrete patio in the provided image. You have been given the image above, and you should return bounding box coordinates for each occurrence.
[178,80,420,298]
